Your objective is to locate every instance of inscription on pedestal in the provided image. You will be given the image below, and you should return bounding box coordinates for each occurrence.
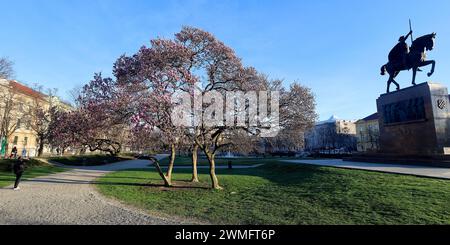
[382,97,426,124]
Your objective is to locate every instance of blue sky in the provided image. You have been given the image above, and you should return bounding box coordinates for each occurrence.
[1,0,450,121]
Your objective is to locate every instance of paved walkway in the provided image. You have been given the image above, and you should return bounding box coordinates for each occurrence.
[0,155,263,225]
[282,159,450,180]
[0,155,196,225]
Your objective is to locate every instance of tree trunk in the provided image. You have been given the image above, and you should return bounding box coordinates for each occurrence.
[166,143,176,181]
[150,158,172,187]
[4,144,9,158]
[37,136,45,157]
[191,144,199,182]
[206,152,222,190]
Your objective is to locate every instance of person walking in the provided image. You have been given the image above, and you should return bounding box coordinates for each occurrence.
[12,157,26,191]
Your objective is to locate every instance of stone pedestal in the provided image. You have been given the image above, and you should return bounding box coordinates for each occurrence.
[377,82,450,156]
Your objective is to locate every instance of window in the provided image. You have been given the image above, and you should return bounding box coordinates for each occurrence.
[13,136,18,145]
[16,119,21,129]
[24,137,28,146]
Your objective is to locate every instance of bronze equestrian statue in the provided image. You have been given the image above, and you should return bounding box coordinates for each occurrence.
[381,31,436,93]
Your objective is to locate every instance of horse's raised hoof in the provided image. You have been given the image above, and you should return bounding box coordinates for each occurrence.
[428,72,433,77]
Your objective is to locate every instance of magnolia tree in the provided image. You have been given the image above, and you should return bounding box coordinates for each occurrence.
[76,74,131,155]
[49,74,131,156]
[113,38,196,186]
[114,27,264,189]
[48,109,79,153]
[58,26,316,190]
[111,26,317,190]
[178,41,260,189]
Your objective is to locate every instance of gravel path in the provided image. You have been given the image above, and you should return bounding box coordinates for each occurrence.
[0,155,195,225]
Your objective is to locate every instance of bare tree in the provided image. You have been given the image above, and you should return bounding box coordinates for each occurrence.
[367,126,379,151]
[0,57,14,80]
[28,88,58,157]
[264,129,306,153]
[0,86,19,139]
[67,85,83,107]
[0,82,31,154]
[359,124,379,152]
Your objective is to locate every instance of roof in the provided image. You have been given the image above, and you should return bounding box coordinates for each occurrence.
[358,112,379,122]
[316,115,339,125]
[8,80,46,100]
[316,115,356,126]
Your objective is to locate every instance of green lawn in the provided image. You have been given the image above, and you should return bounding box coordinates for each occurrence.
[0,159,66,188]
[159,156,301,166]
[96,162,450,224]
[48,155,133,166]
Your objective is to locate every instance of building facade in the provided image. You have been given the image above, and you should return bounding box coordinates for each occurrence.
[0,79,72,157]
[305,115,357,153]
[356,113,380,153]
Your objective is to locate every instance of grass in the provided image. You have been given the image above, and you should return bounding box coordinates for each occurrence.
[0,159,66,188]
[48,154,133,166]
[159,156,300,166]
[96,162,450,225]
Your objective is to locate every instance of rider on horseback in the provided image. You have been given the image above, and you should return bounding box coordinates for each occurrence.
[388,30,413,69]
[381,26,436,93]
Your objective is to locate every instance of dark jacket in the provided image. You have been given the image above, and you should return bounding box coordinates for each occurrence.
[389,41,409,64]
[13,159,25,175]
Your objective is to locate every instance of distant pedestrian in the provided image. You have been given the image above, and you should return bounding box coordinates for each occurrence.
[10,146,18,159]
[228,160,233,170]
[22,148,27,158]
[13,157,26,191]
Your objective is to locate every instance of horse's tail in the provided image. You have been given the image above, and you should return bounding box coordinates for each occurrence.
[380,64,387,76]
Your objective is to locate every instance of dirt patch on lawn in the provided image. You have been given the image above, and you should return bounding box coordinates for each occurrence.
[142,180,211,191]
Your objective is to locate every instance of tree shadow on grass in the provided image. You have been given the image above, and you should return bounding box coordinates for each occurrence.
[139,182,210,190]
[20,177,160,186]
[149,163,332,187]
[2,162,356,192]
[0,174,210,190]
[0,176,155,188]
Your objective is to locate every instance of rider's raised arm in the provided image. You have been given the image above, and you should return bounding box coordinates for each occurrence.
[405,30,413,40]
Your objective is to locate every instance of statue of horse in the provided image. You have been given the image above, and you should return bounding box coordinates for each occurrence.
[381,33,436,93]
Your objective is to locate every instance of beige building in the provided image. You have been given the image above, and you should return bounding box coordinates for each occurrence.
[0,79,72,157]
[356,113,380,152]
